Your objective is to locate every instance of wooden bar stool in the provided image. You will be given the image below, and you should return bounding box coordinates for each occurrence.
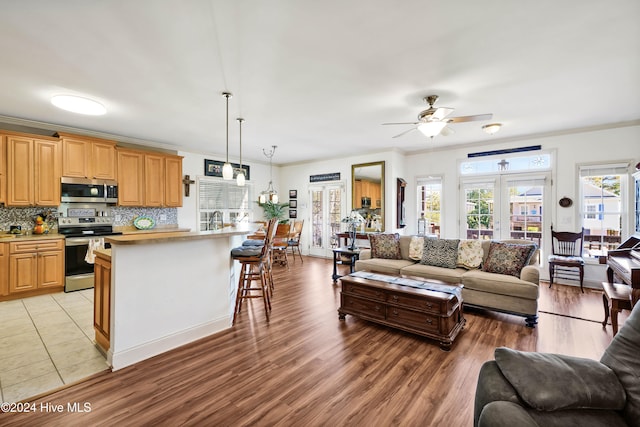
[602,281,632,335]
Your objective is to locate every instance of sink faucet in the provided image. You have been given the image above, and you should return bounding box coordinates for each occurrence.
[210,211,224,230]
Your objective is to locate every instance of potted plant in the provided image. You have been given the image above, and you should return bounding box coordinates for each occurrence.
[257,201,290,224]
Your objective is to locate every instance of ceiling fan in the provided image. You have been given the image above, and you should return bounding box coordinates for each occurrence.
[382,95,493,138]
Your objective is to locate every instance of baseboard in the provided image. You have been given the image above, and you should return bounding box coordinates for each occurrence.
[110,316,231,370]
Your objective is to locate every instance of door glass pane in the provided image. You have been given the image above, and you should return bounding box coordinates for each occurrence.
[508,183,543,247]
[329,188,342,245]
[464,186,494,240]
[311,190,323,248]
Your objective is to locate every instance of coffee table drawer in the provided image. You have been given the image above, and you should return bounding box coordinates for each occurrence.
[342,295,385,319]
[387,306,440,333]
[387,291,446,314]
[343,283,385,302]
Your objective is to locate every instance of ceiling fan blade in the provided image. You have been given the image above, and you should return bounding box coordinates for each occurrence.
[446,113,493,123]
[391,127,418,138]
[382,122,420,126]
[431,107,454,121]
[440,126,455,136]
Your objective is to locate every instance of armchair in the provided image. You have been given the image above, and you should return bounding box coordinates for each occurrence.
[475,303,640,427]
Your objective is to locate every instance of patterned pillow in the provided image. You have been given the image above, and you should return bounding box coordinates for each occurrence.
[457,240,484,269]
[482,242,536,277]
[420,238,460,269]
[369,233,402,259]
[409,236,425,260]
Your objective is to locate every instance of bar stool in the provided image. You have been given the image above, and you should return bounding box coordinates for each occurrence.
[231,219,277,324]
[602,281,632,336]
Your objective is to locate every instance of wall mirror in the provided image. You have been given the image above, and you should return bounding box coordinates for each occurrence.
[352,161,385,232]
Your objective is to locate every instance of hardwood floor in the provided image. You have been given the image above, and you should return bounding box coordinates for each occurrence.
[1,256,621,426]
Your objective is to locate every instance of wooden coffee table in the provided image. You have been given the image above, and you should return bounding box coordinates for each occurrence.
[338,272,465,351]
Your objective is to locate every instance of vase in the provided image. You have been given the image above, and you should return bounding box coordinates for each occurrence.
[348,227,358,250]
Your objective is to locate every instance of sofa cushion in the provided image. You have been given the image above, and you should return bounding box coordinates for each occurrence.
[494,347,626,412]
[369,233,402,259]
[457,239,484,269]
[355,258,415,276]
[409,235,425,261]
[482,242,536,277]
[462,270,539,300]
[421,238,460,269]
[401,263,466,284]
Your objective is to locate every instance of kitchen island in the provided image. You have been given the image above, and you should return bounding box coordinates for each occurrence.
[102,225,255,370]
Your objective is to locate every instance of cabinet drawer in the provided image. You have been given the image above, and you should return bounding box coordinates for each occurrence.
[341,295,385,320]
[387,306,440,333]
[387,291,445,314]
[9,239,64,253]
[342,283,385,302]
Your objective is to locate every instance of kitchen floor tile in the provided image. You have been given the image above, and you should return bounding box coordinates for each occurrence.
[47,338,104,370]
[57,355,110,384]
[0,358,58,388]
[2,372,64,403]
[0,346,51,374]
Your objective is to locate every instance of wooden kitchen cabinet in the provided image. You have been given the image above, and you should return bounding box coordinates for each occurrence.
[5,132,61,207]
[117,148,145,206]
[94,252,111,351]
[144,153,165,207]
[58,133,117,180]
[0,136,6,204]
[0,243,8,297]
[164,154,183,207]
[8,239,64,296]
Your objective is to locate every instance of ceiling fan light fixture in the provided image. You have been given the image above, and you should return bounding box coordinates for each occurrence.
[417,121,447,137]
[482,123,502,135]
[51,95,106,115]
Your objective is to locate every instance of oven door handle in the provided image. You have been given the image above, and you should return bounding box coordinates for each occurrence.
[66,237,103,246]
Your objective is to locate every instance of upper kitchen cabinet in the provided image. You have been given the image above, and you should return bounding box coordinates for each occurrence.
[5,132,61,207]
[57,132,116,180]
[116,148,145,206]
[0,135,6,204]
[164,155,183,207]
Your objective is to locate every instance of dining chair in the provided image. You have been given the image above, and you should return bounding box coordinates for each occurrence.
[287,219,304,263]
[548,225,585,292]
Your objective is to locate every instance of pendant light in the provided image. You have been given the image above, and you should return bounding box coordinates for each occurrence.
[258,145,278,204]
[236,118,245,186]
[221,92,233,180]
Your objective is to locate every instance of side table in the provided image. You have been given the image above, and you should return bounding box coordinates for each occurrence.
[332,247,361,283]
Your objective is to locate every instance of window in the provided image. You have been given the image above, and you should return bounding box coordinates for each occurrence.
[197,177,252,231]
[417,177,442,236]
[579,163,629,257]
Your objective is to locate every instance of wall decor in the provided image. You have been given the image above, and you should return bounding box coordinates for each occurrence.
[467,145,541,158]
[204,159,250,180]
[289,190,297,198]
[289,209,297,219]
[310,172,340,182]
[289,200,297,208]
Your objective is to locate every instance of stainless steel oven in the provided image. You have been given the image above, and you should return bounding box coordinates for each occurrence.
[58,206,121,292]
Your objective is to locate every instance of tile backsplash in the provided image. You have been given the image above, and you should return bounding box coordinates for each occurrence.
[0,206,177,233]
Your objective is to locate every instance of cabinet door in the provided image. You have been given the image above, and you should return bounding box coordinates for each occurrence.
[0,136,6,204]
[354,180,362,208]
[144,153,165,207]
[38,250,64,288]
[117,149,144,206]
[9,253,37,293]
[61,137,89,178]
[34,139,61,206]
[91,141,116,179]
[94,255,111,351]
[164,155,183,207]
[0,243,8,296]
[6,136,34,206]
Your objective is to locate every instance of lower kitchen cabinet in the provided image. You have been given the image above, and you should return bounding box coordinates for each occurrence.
[5,239,64,299]
[94,252,111,351]
[0,243,8,296]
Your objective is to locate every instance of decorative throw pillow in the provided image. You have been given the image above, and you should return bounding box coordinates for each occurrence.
[409,236,425,261]
[457,240,484,269]
[420,238,460,269]
[369,233,402,259]
[482,242,536,277]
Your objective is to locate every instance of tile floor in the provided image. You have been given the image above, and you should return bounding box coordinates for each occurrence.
[0,289,109,403]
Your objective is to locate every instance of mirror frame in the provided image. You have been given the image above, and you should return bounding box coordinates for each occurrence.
[351,161,385,232]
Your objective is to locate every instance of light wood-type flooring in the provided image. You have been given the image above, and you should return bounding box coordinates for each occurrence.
[1,256,627,426]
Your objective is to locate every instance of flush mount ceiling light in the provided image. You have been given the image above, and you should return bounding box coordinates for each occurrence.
[221,92,234,180]
[482,123,502,135]
[236,118,245,187]
[50,95,106,115]
[417,121,447,137]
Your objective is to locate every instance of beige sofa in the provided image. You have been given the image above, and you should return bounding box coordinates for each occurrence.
[354,236,540,327]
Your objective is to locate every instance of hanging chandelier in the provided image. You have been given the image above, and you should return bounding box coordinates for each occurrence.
[236,118,245,186]
[221,92,233,180]
[258,145,278,204]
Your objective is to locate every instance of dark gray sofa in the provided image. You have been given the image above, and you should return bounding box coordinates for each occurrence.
[474,303,640,427]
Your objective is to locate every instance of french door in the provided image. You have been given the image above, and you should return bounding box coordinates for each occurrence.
[309,183,346,257]
[461,173,550,250]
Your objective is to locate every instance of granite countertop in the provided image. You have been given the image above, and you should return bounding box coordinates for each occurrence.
[113,225,191,235]
[105,224,257,245]
[0,232,65,243]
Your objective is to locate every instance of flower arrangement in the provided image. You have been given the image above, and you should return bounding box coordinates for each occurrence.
[341,210,365,249]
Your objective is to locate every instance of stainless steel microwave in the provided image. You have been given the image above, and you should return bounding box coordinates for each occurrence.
[61,177,118,203]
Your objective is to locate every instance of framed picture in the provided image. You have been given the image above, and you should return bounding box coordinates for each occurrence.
[204,159,250,180]
[289,190,297,199]
[289,200,297,208]
[289,209,297,219]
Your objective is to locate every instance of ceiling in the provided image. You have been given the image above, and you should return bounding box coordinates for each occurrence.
[0,1,638,165]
